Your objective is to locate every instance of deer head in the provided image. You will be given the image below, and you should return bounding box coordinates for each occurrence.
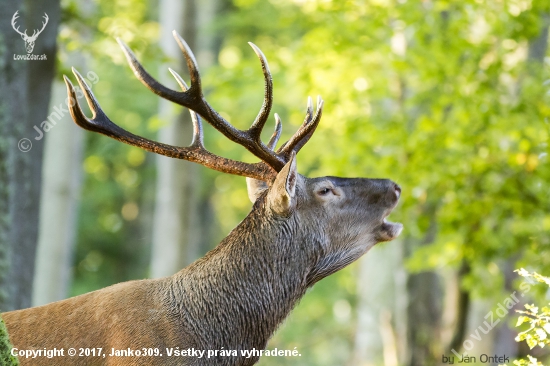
[11,11,49,54]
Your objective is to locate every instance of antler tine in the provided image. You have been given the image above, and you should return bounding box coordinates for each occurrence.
[64,75,96,131]
[171,31,202,95]
[275,97,313,155]
[247,42,273,140]
[279,95,324,156]
[116,38,207,113]
[68,68,105,122]
[295,96,314,129]
[168,67,204,148]
[306,96,313,121]
[267,113,282,150]
[64,68,275,181]
[167,67,187,90]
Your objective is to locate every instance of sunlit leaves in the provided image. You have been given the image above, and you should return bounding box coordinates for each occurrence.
[512,270,550,363]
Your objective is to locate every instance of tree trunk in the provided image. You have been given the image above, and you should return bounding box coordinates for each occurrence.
[527,13,549,67]
[32,81,84,306]
[350,242,405,366]
[150,0,222,278]
[446,261,471,355]
[405,214,443,366]
[0,0,60,311]
[31,0,94,307]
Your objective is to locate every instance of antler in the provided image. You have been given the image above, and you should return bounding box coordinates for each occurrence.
[64,70,275,181]
[277,96,323,159]
[11,11,27,38]
[64,31,324,182]
[28,13,48,41]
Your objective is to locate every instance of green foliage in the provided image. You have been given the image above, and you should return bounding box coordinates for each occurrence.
[511,269,550,366]
[514,355,545,366]
[59,0,550,364]
[0,315,18,366]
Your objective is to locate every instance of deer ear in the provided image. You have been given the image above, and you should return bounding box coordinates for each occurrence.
[267,152,297,216]
[246,178,268,203]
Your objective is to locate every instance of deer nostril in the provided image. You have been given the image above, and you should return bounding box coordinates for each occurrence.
[394,184,401,198]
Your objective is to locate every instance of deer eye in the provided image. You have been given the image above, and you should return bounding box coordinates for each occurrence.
[318,188,332,196]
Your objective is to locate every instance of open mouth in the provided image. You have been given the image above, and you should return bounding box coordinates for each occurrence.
[379,216,403,242]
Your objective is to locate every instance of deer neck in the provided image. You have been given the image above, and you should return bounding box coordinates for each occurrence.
[168,207,314,351]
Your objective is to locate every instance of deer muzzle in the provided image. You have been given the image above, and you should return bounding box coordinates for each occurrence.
[377,182,403,241]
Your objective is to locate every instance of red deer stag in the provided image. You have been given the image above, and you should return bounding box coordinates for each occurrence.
[3,31,403,365]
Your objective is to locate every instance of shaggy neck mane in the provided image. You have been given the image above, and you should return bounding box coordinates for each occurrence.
[168,202,315,353]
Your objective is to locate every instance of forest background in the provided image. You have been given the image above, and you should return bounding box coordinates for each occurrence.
[1,0,550,365]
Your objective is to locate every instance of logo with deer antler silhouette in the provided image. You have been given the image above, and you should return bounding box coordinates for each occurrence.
[11,11,49,54]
